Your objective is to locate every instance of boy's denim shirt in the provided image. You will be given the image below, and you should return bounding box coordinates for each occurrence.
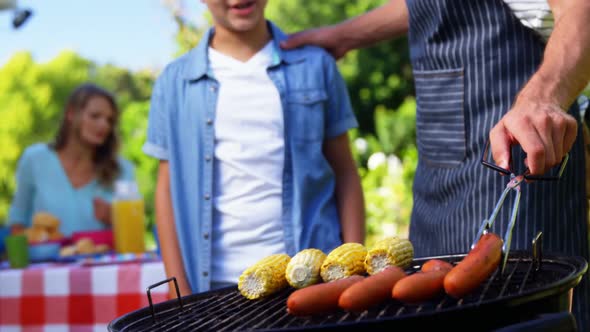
[143,21,358,292]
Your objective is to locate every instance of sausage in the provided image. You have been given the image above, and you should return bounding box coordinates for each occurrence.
[443,232,503,299]
[338,266,406,312]
[421,259,453,273]
[287,275,364,316]
[392,270,448,303]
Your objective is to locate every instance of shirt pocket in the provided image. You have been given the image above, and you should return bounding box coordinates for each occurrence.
[287,89,327,142]
[414,68,466,168]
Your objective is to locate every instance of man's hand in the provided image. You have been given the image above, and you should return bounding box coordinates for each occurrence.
[491,0,590,176]
[489,97,578,175]
[93,197,112,225]
[280,1,410,60]
[280,26,350,60]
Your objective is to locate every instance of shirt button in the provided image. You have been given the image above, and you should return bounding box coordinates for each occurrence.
[206,118,213,125]
[203,233,209,240]
[205,155,211,162]
[210,85,217,92]
[203,271,209,277]
[204,194,210,200]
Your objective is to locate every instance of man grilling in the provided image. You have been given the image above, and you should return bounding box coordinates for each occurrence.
[281,0,590,329]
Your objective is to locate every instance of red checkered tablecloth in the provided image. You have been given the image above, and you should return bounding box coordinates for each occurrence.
[0,261,169,332]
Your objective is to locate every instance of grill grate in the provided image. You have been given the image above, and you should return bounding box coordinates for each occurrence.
[109,251,587,332]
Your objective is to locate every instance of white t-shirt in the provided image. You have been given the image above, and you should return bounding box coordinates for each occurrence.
[503,0,553,41]
[208,41,286,283]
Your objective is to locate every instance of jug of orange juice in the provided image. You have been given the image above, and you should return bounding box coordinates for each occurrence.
[112,180,145,253]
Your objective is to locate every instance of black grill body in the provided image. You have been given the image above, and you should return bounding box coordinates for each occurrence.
[108,251,588,331]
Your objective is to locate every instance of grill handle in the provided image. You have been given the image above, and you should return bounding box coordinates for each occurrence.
[147,276,184,323]
[532,231,543,272]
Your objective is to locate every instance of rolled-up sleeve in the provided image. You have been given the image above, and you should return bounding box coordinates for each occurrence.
[8,149,35,226]
[143,75,170,160]
[323,54,358,139]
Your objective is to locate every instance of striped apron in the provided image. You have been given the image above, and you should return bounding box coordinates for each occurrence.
[405,0,589,329]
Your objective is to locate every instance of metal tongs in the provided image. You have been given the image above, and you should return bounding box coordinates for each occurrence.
[472,141,569,275]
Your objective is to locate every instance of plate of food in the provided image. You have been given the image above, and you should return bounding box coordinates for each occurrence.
[29,240,62,262]
[57,234,158,266]
[10,212,68,263]
[57,250,159,266]
[57,236,111,261]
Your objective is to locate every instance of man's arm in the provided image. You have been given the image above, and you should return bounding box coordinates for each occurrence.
[490,0,590,174]
[531,0,590,108]
[323,133,366,244]
[156,161,192,298]
[281,0,409,59]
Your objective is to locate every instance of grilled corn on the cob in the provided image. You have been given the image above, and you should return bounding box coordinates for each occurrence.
[285,248,327,289]
[365,236,414,275]
[320,243,367,282]
[238,253,291,300]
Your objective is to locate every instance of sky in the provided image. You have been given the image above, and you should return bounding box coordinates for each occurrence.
[0,0,207,72]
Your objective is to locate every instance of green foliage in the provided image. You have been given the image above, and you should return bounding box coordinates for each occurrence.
[94,65,154,106]
[360,147,417,248]
[349,98,417,247]
[374,98,417,156]
[161,0,206,56]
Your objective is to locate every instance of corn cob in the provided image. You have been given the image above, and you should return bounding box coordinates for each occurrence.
[286,248,327,289]
[238,254,291,300]
[320,243,367,282]
[364,236,414,275]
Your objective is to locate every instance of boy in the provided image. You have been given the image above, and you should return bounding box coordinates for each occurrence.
[143,0,365,295]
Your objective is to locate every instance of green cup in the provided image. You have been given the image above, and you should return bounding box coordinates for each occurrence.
[5,234,29,268]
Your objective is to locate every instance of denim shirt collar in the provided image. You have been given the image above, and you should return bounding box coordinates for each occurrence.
[181,21,305,80]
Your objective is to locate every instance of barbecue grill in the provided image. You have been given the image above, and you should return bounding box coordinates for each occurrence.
[108,249,587,331]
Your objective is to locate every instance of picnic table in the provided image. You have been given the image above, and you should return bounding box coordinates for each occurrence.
[0,252,169,331]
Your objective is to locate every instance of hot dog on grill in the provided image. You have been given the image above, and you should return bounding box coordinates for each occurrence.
[421,259,453,273]
[338,266,406,312]
[392,269,449,303]
[443,232,503,299]
[287,275,364,316]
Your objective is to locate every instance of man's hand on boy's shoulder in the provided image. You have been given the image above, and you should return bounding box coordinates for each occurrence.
[281,27,349,60]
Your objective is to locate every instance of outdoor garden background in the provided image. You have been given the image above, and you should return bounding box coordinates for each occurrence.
[1,0,587,250]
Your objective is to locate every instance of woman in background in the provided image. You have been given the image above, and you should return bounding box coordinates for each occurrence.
[8,83,135,238]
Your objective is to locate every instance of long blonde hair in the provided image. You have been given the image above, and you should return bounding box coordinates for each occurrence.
[51,83,121,187]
